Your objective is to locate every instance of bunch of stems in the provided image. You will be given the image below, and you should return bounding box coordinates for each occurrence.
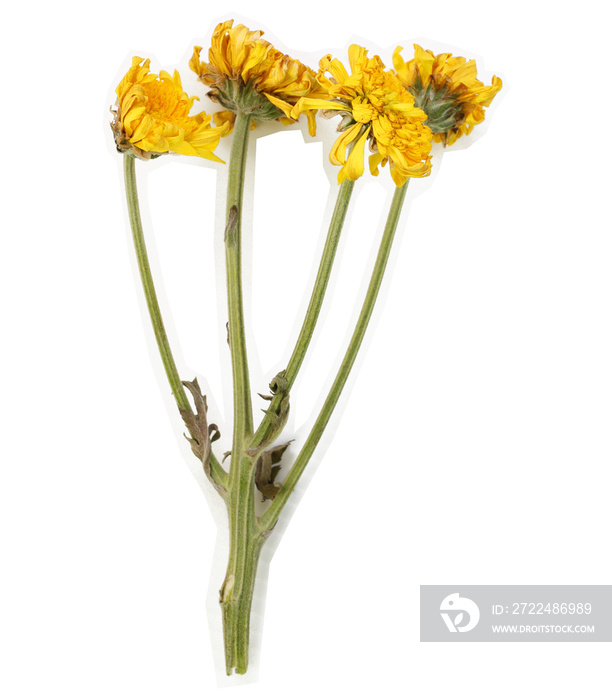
[123,110,410,675]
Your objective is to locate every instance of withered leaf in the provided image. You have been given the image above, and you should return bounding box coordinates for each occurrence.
[251,371,290,453]
[179,379,217,478]
[254,441,292,501]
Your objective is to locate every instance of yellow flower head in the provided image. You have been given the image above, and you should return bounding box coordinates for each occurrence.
[190,20,324,135]
[292,45,433,187]
[393,45,502,146]
[111,56,229,161]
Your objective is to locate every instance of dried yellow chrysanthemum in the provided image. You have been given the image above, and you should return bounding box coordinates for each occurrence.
[292,45,433,187]
[393,45,502,146]
[111,56,229,160]
[190,20,324,135]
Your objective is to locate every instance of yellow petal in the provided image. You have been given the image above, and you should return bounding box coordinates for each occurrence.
[306,110,317,137]
[348,44,368,74]
[368,151,385,177]
[329,123,362,166]
[264,92,293,117]
[392,46,410,84]
[291,97,344,119]
[339,126,370,182]
[319,54,348,85]
[413,44,435,84]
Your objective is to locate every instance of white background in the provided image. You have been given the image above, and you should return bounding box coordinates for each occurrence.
[1,1,611,698]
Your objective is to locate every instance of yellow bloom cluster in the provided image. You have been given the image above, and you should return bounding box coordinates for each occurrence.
[190,20,325,135]
[393,45,502,146]
[111,57,229,160]
[110,22,502,181]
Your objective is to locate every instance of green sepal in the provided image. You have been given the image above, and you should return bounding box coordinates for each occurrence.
[409,79,464,134]
[211,77,285,122]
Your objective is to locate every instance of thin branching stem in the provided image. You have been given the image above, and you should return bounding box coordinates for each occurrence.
[260,180,410,531]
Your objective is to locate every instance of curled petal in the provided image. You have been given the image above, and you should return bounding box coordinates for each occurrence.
[329,123,362,166]
[338,127,370,183]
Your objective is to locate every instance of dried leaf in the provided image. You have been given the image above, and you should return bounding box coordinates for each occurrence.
[251,371,290,452]
[254,441,292,501]
[179,378,219,484]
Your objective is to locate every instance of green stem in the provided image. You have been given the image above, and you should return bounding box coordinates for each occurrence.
[285,179,355,385]
[220,476,265,675]
[260,180,410,531]
[221,111,262,675]
[220,135,356,675]
[225,111,254,448]
[123,154,227,490]
[124,154,191,413]
[249,178,355,451]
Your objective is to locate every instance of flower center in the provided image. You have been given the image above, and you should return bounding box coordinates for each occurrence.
[142,80,190,123]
